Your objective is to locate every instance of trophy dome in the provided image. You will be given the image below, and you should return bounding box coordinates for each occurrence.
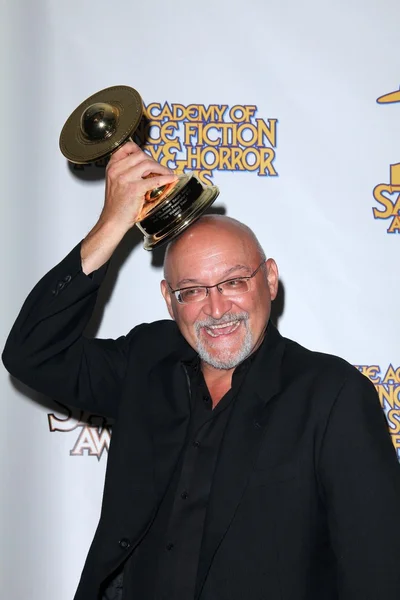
[80,102,120,141]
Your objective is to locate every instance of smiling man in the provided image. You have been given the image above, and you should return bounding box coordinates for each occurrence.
[161,216,278,405]
[3,142,400,600]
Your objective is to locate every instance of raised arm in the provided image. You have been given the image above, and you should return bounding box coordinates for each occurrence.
[81,140,177,274]
[2,142,177,418]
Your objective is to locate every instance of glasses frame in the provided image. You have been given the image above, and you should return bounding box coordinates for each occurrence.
[168,260,266,305]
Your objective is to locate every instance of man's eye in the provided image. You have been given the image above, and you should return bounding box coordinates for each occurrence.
[220,278,249,293]
[226,279,244,287]
[181,287,204,300]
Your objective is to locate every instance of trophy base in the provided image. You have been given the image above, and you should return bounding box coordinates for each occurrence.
[136,173,219,250]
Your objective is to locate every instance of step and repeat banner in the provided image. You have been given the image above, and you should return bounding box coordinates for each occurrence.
[1,0,399,598]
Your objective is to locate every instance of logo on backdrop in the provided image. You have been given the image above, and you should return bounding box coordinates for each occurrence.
[138,103,278,184]
[372,85,400,234]
[48,404,112,460]
[74,102,279,184]
[355,364,400,459]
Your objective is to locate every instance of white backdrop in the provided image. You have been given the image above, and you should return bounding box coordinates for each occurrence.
[1,1,399,598]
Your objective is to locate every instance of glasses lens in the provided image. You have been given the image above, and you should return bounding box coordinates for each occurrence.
[179,287,207,303]
[220,278,250,295]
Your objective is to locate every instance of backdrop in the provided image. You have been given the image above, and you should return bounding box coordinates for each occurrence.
[1,1,399,598]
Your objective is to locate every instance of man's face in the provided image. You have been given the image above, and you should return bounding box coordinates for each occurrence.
[161,225,278,370]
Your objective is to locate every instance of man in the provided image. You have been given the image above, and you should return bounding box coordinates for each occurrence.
[3,141,400,600]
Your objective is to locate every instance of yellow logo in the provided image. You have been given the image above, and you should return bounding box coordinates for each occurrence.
[356,364,400,459]
[137,102,278,184]
[373,86,400,233]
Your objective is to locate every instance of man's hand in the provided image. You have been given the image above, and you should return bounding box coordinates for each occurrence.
[102,141,177,229]
[81,142,178,275]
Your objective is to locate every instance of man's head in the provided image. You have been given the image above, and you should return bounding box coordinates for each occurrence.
[161,216,278,371]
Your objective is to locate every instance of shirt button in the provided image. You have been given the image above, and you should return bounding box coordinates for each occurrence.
[181,490,189,499]
[204,396,211,405]
[193,440,200,448]
[119,538,131,550]
[166,542,174,551]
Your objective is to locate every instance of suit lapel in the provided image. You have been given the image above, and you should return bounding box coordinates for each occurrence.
[195,324,286,598]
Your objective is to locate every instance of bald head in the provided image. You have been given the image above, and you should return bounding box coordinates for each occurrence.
[163,215,266,281]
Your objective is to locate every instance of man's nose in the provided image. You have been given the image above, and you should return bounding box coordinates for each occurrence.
[201,287,232,319]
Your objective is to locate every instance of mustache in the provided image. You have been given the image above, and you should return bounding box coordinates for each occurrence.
[195,312,249,333]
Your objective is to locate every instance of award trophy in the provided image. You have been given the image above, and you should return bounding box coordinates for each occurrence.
[59,85,219,249]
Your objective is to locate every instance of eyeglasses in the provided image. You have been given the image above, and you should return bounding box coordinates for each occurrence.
[168,261,266,305]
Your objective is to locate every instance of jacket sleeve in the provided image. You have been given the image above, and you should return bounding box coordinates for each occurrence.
[2,243,145,419]
[318,369,400,598]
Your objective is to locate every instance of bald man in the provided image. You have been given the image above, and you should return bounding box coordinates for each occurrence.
[3,142,400,600]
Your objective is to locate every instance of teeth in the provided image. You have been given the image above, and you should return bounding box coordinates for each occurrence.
[204,320,240,337]
[208,320,238,329]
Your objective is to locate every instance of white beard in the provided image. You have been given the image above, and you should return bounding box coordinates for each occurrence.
[194,312,253,370]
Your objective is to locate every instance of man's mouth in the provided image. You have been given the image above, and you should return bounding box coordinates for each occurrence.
[203,320,241,338]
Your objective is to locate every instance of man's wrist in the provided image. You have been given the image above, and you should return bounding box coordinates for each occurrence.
[81,219,130,275]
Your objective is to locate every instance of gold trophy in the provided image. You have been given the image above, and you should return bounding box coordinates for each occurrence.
[59,85,219,250]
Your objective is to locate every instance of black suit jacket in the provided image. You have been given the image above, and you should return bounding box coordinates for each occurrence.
[3,244,400,600]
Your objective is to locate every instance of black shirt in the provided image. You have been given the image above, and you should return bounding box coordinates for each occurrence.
[122,354,254,600]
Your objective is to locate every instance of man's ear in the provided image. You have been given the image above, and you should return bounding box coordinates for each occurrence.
[160,279,175,320]
[266,259,279,301]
